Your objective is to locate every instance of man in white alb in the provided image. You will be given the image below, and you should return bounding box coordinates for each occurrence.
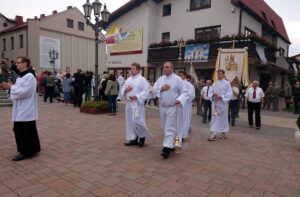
[208,70,233,141]
[245,80,264,130]
[153,62,188,159]
[117,72,125,101]
[121,63,150,147]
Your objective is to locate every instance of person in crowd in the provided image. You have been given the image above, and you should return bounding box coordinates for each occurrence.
[228,80,239,127]
[195,79,205,116]
[117,72,125,101]
[208,70,232,141]
[271,82,281,112]
[153,62,188,159]
[293,81,300,114]
[264,81,273,110]
[245,81,265,130]
[201,80,212,124]
[84,71,93,102]
[284,81,292,109]
[1,56,41,161]
[105,74,119,116]
[146,81,156,106]
[99,74,109,101]
[73,69,85,107]
[62,73,73,105]
[44,71,56,103]
[37,71,47,96]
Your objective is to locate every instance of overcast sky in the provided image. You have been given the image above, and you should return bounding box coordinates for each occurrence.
[0,0,299,56]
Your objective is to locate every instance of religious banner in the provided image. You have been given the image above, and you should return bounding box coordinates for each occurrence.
[39,36,61,69]
[184,44,210,62]
[214,48,249,86]
[109,28,143,56]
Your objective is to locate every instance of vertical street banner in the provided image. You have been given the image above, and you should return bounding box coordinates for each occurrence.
[184,44,210,62]
[39,36,61,69]
[214,48,249,86]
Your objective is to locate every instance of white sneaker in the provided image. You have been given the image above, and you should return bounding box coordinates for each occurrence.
[218,132,226,139]
[208,134,217,141]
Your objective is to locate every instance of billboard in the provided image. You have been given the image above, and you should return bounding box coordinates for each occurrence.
[184,44,210,62]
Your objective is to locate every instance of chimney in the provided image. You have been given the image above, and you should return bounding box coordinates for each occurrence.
[34,16,38,20]
[67,6,72,10]
[40,14,45,19]
[15,16,23,26]
[52,10,57,15]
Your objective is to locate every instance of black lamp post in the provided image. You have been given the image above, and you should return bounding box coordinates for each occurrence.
[49,48,59,72]
[83,0,110,101]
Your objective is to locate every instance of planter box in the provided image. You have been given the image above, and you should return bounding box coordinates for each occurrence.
[80,107,109,115]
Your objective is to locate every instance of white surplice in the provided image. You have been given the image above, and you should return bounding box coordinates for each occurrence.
[10,72,38,122]
[117,75,125,100]
[182,80,196,139]
[153,73,188,148]
[208,79,233,133]
[121,74,150,141]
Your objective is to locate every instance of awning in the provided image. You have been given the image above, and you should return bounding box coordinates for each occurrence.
[256,45,268,65]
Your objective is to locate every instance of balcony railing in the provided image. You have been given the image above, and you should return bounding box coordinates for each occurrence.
[148,40,276,63]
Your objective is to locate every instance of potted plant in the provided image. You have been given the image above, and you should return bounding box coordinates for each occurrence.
[80,100,109,114]
[295,114,300,146]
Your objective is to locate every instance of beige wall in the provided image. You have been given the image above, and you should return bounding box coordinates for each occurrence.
[241,10,262,36]
[0,16,15,32]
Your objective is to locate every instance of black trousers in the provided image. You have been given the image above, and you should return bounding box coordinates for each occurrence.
[248,101,261,128]
[294,97,299,114]
[74,88,84,107]
[13,121,41,156]
[44,86,54,102]
[203,100,212,122]
[229,99,238,125]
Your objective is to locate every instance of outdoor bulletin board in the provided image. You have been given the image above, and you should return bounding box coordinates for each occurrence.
[39,36,61,69]
[109,28,143,56]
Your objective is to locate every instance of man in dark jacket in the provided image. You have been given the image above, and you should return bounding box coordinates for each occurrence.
[73,69,85,107]
[293,81,300,114]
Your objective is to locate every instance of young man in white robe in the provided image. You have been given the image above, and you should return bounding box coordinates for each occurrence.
[208,69,233,141]
[153,62,188,159]
[117,72,125,101]
[121,63,150,147]
[1,56,41,161]
[178,71,195,141]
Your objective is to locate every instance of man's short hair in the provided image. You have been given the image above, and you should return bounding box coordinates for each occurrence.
[217,69,225,74]
[178,70,187,76]
[131,62,141,70]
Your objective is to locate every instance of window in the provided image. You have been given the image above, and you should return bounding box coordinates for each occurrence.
[195,26,221,40]
[3,23,7,27]
[19,35,23,48]
[10,37,14,50]
[2,39,6,51]
[279,48,285,56]
[245,27,256,36]
[162,32,170,42]
[271,20,276,29]
[78,22,84,31]
[67,19,74,28]
[190,0,211,11]
[163,4,172,16]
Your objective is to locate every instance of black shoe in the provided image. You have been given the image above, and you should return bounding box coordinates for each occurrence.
[256,127,260,130]
[231,122,235,127]
[161,147,171,159]
[138,137,145,147]
[12,154,27,161]
[124,138,138,146]
[202,120,207,124]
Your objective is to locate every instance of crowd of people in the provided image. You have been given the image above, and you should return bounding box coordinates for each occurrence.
[2,56,300,161]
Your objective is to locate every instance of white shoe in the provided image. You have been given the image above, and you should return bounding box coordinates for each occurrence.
[208,134,217,141]
[218,132,226,139]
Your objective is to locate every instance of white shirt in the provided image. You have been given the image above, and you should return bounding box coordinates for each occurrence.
[231,86,239,100]
[201,86,211,101]
[245,87,264,103]
[10,72,38,122]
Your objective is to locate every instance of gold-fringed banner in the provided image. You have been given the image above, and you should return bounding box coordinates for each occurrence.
[214,47,249,86]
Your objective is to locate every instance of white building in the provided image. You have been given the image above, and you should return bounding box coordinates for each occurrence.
[106,0,291,90]
[0,6,106,75]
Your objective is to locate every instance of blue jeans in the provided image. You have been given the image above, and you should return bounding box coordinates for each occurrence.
[108,95,118,113]
[64,92,71,103]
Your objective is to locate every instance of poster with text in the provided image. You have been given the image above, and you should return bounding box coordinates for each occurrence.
[39,36,61,69]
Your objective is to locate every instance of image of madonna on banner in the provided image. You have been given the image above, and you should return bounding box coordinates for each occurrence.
[214,47,249,86]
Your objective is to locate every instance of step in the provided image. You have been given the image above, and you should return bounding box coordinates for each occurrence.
[0,103,13,107]
[0,96,8,99]
[0,99,12,103]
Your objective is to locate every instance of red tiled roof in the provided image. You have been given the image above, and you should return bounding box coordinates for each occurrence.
[0,23,28,34]
[235,0,290,43]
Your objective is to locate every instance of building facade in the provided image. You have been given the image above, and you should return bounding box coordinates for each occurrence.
[106,0,291,90]
[0,7,106,75]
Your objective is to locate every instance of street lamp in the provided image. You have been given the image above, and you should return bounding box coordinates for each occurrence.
[49,48,59,72]
[83,0,110,101]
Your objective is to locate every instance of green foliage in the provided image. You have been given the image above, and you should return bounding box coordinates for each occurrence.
[81,100,108,110]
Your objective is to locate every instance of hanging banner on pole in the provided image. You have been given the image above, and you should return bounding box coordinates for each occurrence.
[184,44,210,62]
[214,47,249,86]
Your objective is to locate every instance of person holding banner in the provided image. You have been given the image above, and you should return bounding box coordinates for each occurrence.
[153,62,188,159]
[208,70,233,141]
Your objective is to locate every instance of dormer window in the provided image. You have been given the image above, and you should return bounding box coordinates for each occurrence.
[271,20,276,29]
[261,11,268,22]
